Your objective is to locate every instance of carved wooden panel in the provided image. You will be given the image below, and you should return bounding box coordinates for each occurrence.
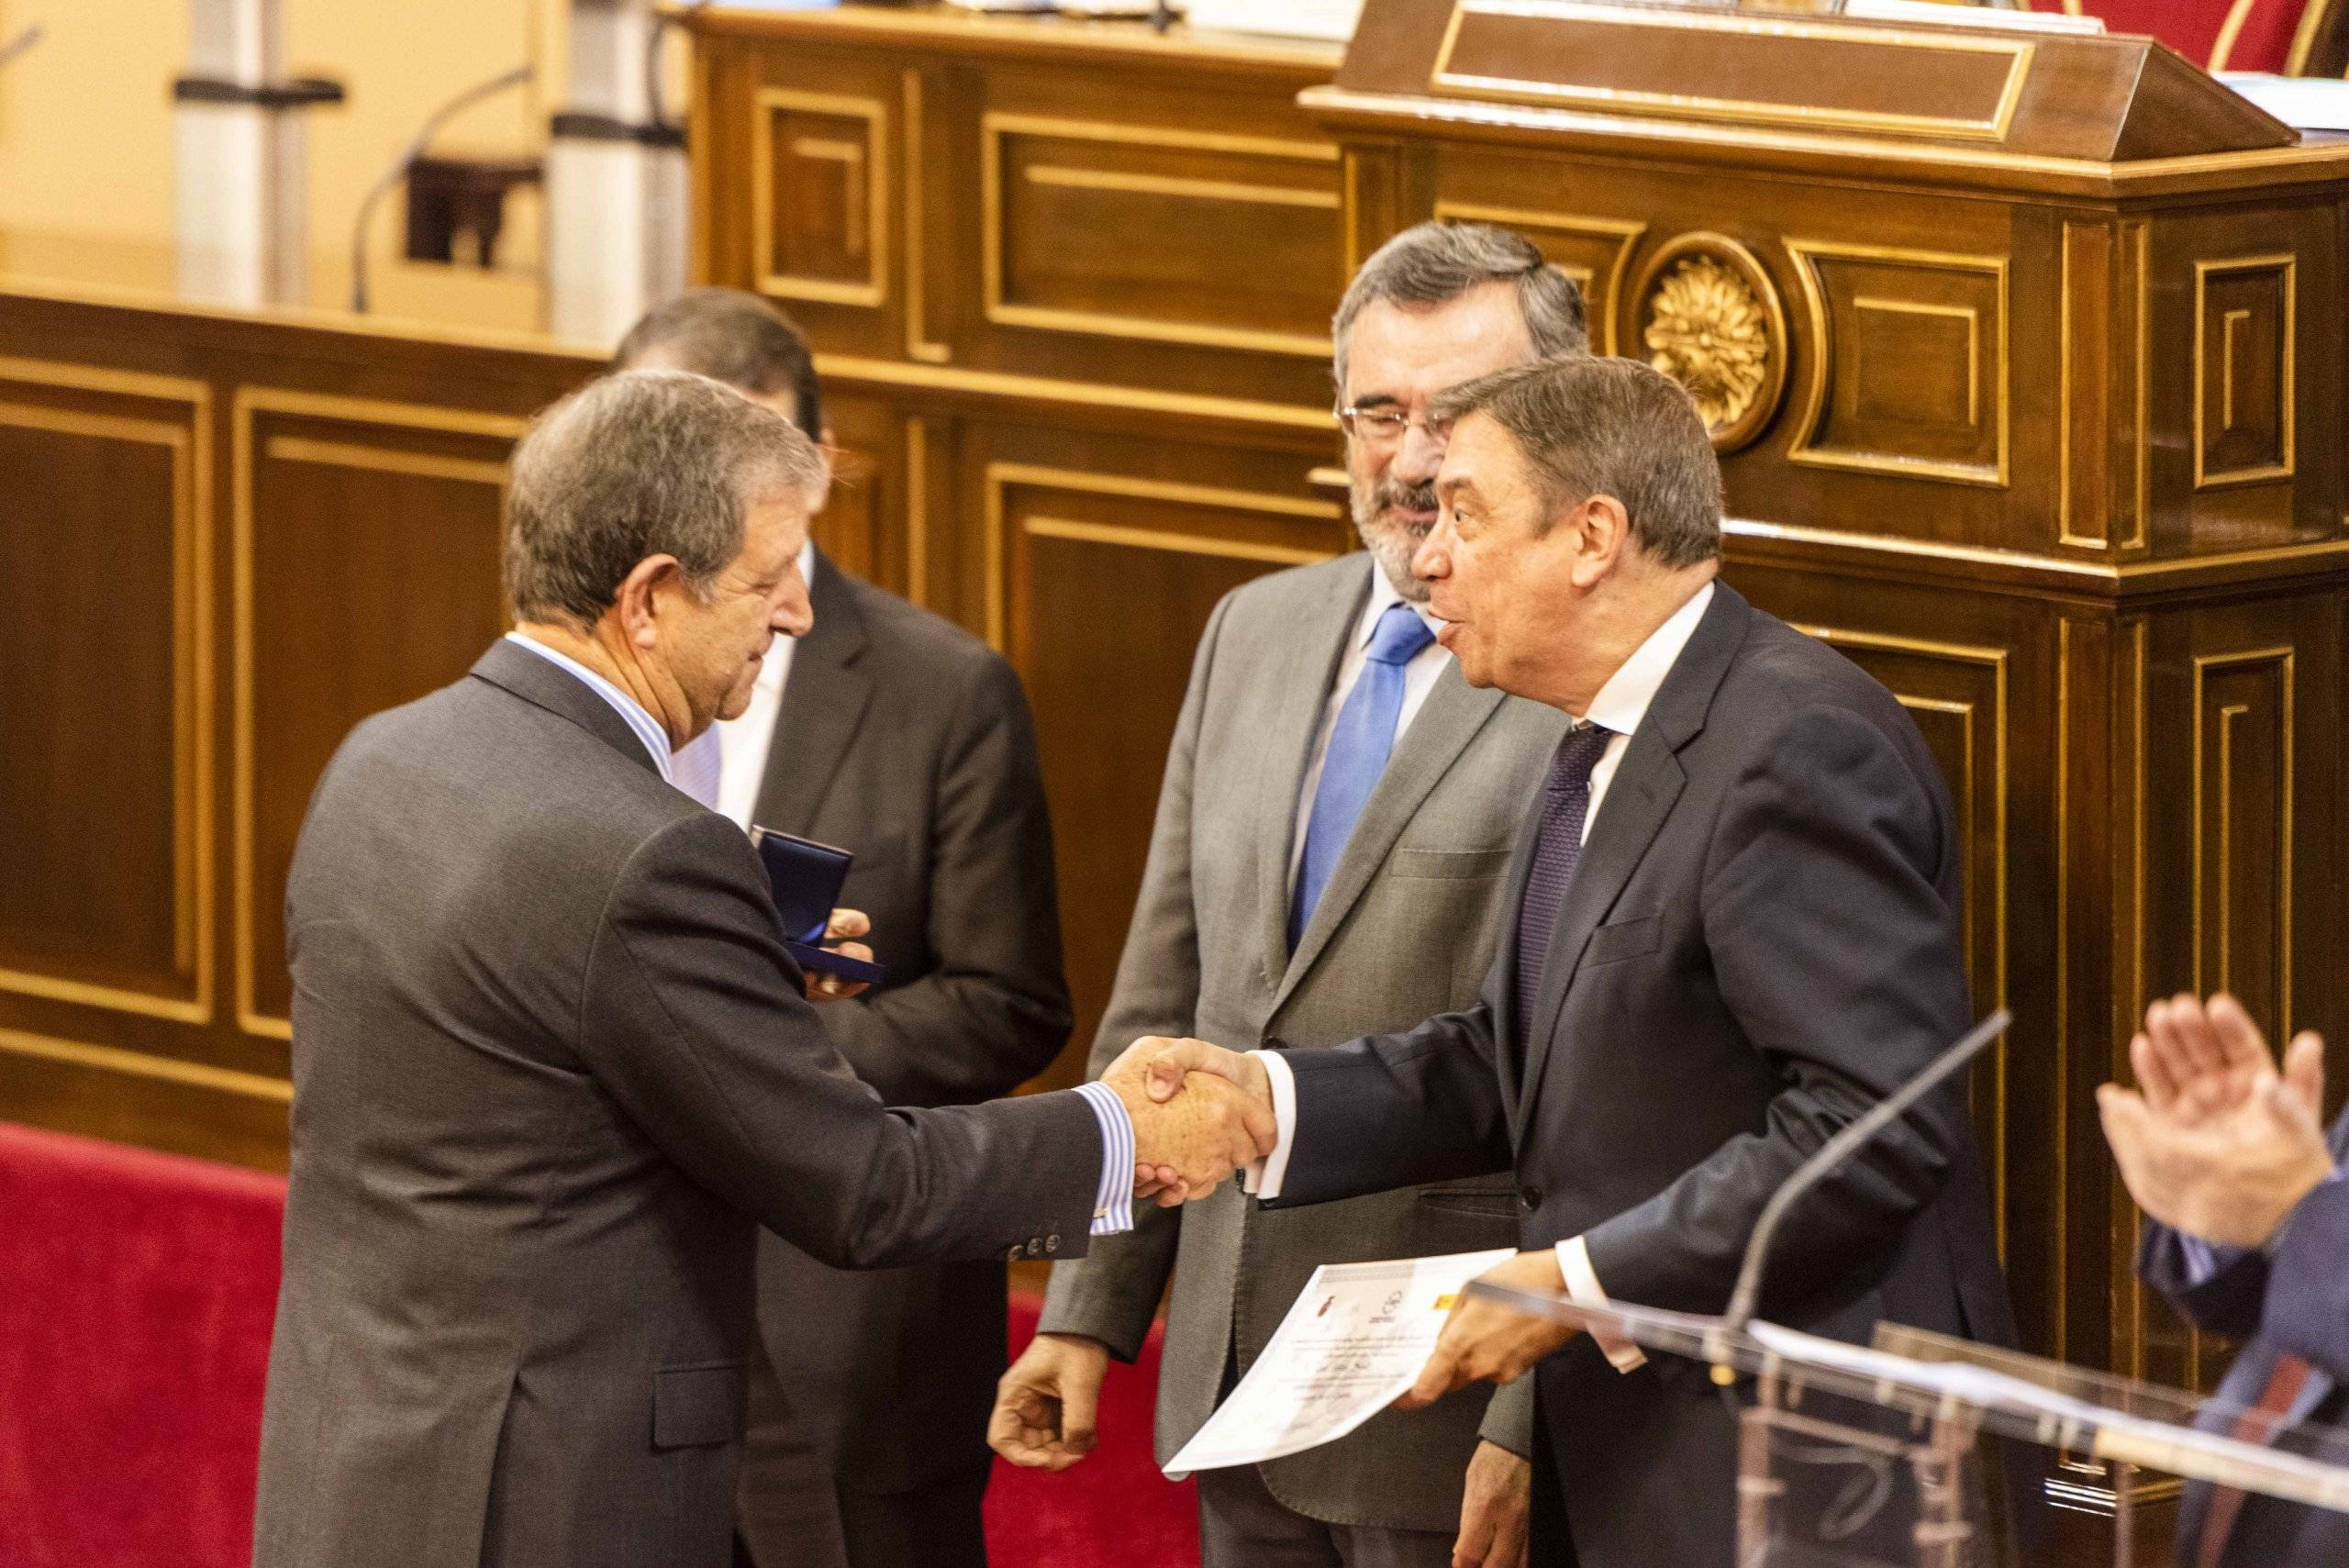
[0,361,211,1024]
[754,87,890,309]
[981,442,1350,1086]
[1787,240,2010,487]
[982,113,1343,359]
[234,391,521,1037]
[2193,255,2295,489]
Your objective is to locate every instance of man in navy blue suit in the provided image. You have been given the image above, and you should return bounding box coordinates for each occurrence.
[2101,992,2349,1568]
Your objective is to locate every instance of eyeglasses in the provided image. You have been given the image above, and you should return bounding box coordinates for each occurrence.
[1335,405,1452,449]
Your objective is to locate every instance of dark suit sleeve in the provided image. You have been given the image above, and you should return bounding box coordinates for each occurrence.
[580,810,1102,1270]
[1580,702,1974,1314]
[1264,973,1515,1207]
[819,655,1072,1108]
[2143,1109,2349,1376]
[1037,595,1227,1361]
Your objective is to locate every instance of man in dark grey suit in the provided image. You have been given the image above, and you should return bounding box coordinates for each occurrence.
[250,371,1267,1568]
[1144,355,2016,1567]
[994,224,1580,1568]
[2105,992,2349,1568]
[618,290,1070,1568]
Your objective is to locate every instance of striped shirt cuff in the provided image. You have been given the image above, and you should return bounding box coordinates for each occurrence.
[1074,1080,1135,1235]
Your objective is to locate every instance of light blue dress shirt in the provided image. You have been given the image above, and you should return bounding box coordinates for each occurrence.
[502,632,1135,1234]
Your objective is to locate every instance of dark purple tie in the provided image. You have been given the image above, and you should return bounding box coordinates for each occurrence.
[1514,724,1614,1029]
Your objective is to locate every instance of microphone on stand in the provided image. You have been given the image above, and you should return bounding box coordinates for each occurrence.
[0,23,45,71]
[350,64,533,315]
[1714,1006,2011,1360]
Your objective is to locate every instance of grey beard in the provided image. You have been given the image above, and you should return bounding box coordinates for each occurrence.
[1352,480,1436,604]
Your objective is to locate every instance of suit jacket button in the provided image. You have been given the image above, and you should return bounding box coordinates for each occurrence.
[1518,1185,1542,1212]
[1026,1238,1044,1257]
[1044,1234,1061,1254]
[1006,1244,1023,1262]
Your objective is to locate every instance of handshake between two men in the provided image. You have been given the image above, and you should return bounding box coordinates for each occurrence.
[1102,1036,1275,1206]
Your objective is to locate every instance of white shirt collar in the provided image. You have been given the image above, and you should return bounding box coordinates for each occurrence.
[1582,580,1715,738]
[502,631,673,780]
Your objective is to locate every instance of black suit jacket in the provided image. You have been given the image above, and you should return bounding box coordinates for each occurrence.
[737,552,1071,1539]
[2142,1107,2349,1568]
[254,638,1099,1568]
[1266,584,2017,1568]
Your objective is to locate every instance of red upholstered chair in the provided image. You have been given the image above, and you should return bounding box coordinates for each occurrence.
[2075,0,2338,74]
[0,1123,286,1568]
[990,1295,1201,1568]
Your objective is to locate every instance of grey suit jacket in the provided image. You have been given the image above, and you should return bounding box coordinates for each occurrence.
[737,552,1070,1543]
[251,638,1100,1568]
[1038,553,1568,1533]
[1267,584,2018,1568]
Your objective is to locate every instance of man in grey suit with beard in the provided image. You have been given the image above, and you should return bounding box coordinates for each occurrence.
[250,372,1267,1568]
[618,290,1071,1568]
[991,224,1577,1568]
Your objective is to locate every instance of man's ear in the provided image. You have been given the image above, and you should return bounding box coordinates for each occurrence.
[616,554,683,651]
[1565,495,1631,590]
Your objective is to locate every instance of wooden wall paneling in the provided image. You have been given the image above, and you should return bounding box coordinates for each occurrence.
[968,421,1352,1087]
[0,359,212,1029]
[232,391,524,1036]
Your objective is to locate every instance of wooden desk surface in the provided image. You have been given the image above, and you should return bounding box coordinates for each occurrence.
[685,1,1341,77]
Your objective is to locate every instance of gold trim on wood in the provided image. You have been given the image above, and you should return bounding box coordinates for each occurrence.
[980,111,1339,360]
[1785,239,2011,488]
[1725,516,2349,587]
[1023,515,1338,567]
[263,435,511,487]
[232,387,528,1040]
[0,1026,290,1104]
[1630,232,1787,452]
[750,87,890,310]
[2191,253,2296,491]
[904,415,930,607]
[1430,202,1646,356]
[900,72,951,365]
[813,350,1334,430]
[2188,647,2295,1025]
[982,460,1342,649]
[1023,165,1340,209]
[1428,0,2035,144]
[2064,220,2152,550]
[0,358,215,1027]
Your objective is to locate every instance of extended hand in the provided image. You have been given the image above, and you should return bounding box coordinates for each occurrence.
[988,1332,1109,1471]
[2132,991,2295,1127]
[1101,1038,1275,1205]
[1398,1250,1579,1411]
[1453,1439,1531,1568]
[2100,993,2333,1249]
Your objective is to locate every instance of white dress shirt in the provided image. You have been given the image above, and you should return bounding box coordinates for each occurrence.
[712,539,817,829]
[1286,571,1454,893]
[1248,581,1720,1364]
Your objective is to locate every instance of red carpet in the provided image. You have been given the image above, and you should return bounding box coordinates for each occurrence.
[0,1121,1196,1568]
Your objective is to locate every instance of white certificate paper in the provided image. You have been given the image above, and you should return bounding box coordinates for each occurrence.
[1164,1249,1515,1477]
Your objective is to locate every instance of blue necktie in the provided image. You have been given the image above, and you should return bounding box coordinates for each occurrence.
[1513,723,1613,1029]
[673,727,723,809]
[1290,603,1435,947]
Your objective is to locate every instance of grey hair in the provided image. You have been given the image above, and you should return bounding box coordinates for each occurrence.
[614,287,824,436]
[1332,221,1587,391]
[1430,355,1722,569]
[504,369,829,626]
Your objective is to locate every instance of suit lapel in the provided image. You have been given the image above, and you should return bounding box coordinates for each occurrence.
[468,637,664,780]
[751,550,874,836]
[1275,664,1506,1007]
[1509,583,1753,1145]
[1249,558,1374,984]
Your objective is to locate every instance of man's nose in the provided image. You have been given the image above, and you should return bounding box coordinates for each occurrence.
[1412,519,1452,582]
[775,590,814,638]
[1394,422,1447,485]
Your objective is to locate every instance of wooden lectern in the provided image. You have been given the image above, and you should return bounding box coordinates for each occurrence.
[685,6,2349,1530]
